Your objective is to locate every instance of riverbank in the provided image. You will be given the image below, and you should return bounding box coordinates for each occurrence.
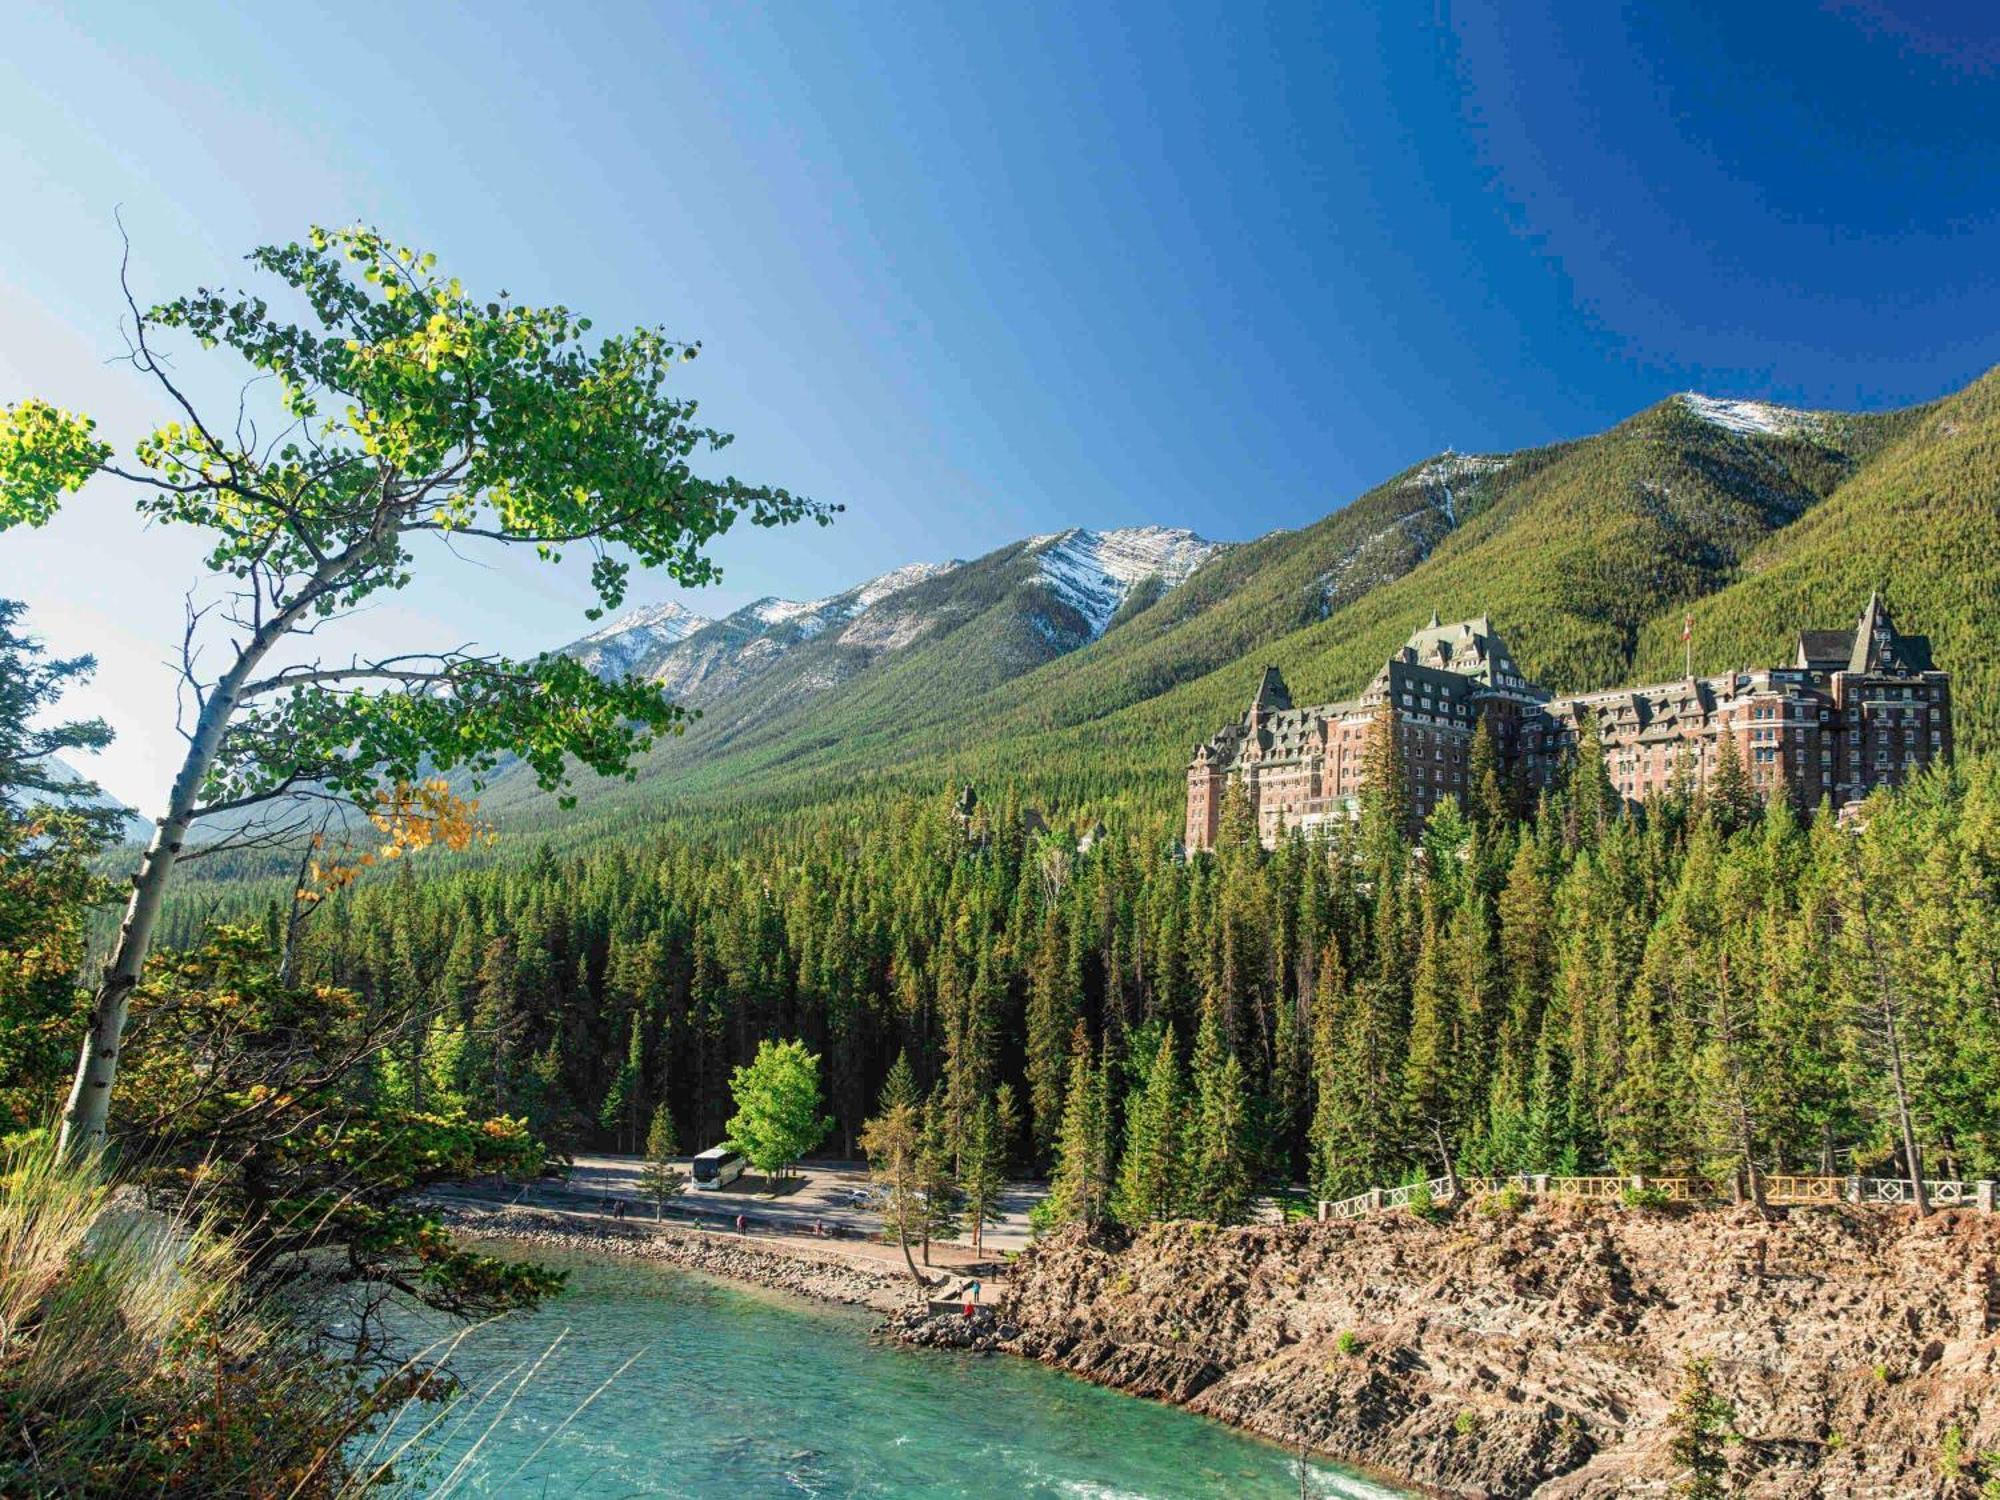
[435,1201,928,1314]
[954,1199,2000,1497]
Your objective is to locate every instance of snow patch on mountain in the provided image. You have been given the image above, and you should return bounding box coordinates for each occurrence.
[1399,451,1509,528]
[1402,452,1511,490]
[1027,527,1221,639]
[571,600,710,677]
[747,560,963,643]
[1680,393,1826,438]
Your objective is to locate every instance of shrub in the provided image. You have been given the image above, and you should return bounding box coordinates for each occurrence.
[1454,1409,1482,1438]
[1479,1181,1529,1217]
[1408,1180,1442,1222]
[1620,1184,1671,1211]
[1666,1357,1734,1500]
[1027,1198,1059,1238]
[1941,1425,1968,1478]
[0,1140,418,1495]
[1336,1329,1363,1357]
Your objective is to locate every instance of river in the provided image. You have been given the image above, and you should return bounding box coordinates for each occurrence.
[369,1246,1409,1498]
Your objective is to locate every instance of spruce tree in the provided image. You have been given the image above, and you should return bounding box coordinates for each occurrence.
[598,1011,645,1152]
[1116,1024,1185,1225]
[958,1096,1008,1254]
[1024,911,1074,1168]
[1189,1000,1255,1224]
[1049,1022,1113,1230]
[638,1105,685,1220]
[1705,732,1759,835]
[1467,711,1510,829]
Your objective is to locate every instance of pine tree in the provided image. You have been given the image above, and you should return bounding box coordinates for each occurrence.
[959,1096,1008,1254]
[638,1105,685,1220]
[859,1080,927,1286]
[598,1011,645,1152]
[1189,1000,1255,1224]
[1467,711,1510,829]
[1024,911,1074,1168]
[1049,1023,1113,1230]
[1116,1025,1185,1224]
[915,1094,963,1264]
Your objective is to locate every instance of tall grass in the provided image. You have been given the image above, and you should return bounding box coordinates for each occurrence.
[0,1138,406,1495]
[0,1137,590,1497]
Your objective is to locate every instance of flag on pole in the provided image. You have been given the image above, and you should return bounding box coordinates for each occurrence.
[1682,614,1692,642]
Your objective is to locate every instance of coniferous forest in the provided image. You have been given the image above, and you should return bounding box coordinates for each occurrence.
[181,718,2000,1227]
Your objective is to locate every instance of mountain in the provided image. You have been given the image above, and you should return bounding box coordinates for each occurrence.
[568,600,710,679]
[530,529,1222,793]
[497,371,1992,835]
[627,559,965,705]
[42,756,149,843]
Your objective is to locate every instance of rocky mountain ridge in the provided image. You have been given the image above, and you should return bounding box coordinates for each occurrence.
[568,526,1221,708]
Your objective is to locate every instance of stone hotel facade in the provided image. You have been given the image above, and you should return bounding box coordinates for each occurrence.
[1186,595,1950,849]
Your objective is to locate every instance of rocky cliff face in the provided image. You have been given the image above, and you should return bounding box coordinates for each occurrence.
[995,1202,2000,1498]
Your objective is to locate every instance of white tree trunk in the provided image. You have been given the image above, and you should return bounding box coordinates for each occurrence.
[58,668,252,1156]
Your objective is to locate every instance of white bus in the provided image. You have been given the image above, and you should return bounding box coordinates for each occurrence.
[691,1146,746,1190]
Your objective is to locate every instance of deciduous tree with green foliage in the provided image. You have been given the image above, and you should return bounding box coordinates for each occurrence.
[724,1037,830,1185]
[0,225,830,1156]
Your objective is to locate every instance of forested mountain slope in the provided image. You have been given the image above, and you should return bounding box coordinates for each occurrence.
[490,374,1983,836]
[1629,368,2000,731]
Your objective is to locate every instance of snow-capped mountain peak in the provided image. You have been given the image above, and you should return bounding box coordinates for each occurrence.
[1027,526,1221,639]
[1679,393,1825,439]
[745,559,964,643]
[571,600,710,677]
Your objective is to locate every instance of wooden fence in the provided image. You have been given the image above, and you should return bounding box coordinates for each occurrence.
[1318,1172,1998,1222]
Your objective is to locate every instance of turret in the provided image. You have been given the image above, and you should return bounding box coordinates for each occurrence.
[1249,665,1292,730]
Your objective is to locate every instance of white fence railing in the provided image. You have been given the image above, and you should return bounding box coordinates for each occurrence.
[1317,1173,1997,1222]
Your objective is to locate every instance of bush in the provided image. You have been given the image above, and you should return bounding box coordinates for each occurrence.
[1454,1409,1482,1438]
[0,1140,421,1495]
[1479,1181,1529,1217]
[1408,1180,1442,1222]
[1027,1197,1060,1238]
[1620,1184,1671,1211]
[1336,1329,1363,1357]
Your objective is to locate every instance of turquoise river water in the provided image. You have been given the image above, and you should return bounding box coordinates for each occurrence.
[371,1247,1408,1498]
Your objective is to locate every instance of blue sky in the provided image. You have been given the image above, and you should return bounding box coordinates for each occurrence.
[4,0,1996,806]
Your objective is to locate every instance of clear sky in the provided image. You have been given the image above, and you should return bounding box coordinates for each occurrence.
[4,0,1996,807]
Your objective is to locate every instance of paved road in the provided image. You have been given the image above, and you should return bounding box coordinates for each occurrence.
[491,1154,1045,1256]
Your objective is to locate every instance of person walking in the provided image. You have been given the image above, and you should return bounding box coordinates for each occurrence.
[735,1213,747,1237]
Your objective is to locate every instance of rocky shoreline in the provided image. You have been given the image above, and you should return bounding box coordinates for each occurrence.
[943,1201,2000,1498]
[434,1202,920,1314]
[440,1194,2000,1496]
